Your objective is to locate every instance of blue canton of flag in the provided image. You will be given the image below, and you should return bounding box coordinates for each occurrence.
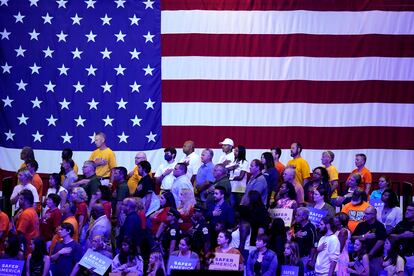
[0,0,161,151]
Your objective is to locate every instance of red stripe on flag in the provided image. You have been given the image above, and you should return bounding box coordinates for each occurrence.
[162,80,414,103]
[161,0,414,11]
[162,126,414,150]
[162,34,414,57]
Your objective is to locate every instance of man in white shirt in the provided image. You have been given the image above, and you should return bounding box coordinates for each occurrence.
[180,140,201,183]
[154,147,177,192]
[218,138,235,166]
[171,163,194,207]
[315,216,340,276]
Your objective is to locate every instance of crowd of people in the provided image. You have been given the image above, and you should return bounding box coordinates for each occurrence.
[0,132,413,276]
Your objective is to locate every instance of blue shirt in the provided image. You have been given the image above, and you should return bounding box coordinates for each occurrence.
[195,161,215,188]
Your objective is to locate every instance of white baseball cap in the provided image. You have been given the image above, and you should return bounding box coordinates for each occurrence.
[219,138,234,146]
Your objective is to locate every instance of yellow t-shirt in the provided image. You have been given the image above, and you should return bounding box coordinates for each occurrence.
[287,157,310,185]
[89,147,117,178]
[325,165,339,198]
[127,166,142,195]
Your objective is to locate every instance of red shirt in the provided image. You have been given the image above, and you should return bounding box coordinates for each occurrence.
[41,208,62,241]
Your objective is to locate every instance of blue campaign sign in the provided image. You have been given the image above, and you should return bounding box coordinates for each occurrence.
[167,256,198,275]
[0,260,24,276]
[369,198,384,209]
[78,249,112,276]
[281,265,299,276]
[308,207,328,226]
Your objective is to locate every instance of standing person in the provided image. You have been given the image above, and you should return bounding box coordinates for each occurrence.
[86,204,111,249]
[72,161,101,203]
[61,159,78,193]
[347,153,372,195]
[271,147,285,177]
[261,152,279,206]
[310,187,336,218]
[246,234,278,276]
[352,206,387,276]
[112,166,129,218]
[189,205,211,257]
[390,203,414,276]
[283,241,304,276]
[26,238,50,276]
[0,204,10,256]
[154,147,178,193]
[112,237,144,275]
[333,212,351,276]
[149,192,176,235]
[282,166,305,205]
[382,238,405,276]
[180,140,202,183]
[19,146,35,169]
[215,230,244,271]
[334,173,362,207]
[287,142,311,186]
[341,190,370,232]
[205,164,231,205]
[228,145,249,207]
[275,181,298,210]
[26,159,43,201]
[315,216,340,276]
[117,198,144,252]
[147,251,166,276]
[321,151,339,200]
[218,138,235,165]
[290,207,318,270]
[304,167,331,204]
[241,159,268,206]
[71,187,89,244]
[46,173,67,208]
[177,189,196,232]
[171,163,194,208]
[15,189,40,256]
[60,148,78,175]
[89,185,112,219]
[194,148,215,204]
[40,194,62,248]
[49,202,78,254]
[51,223,83,276]
[89,132,117,184]
[127,152,147,195]
[11,169,39,212]
[133,160,156,213]
[206,186,235,231]
[377,188,402,234]
[347,239,369,276]
[267,218,287,271]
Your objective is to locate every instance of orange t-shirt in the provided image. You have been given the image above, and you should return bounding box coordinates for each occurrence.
[348,167,372,191]
[341,201,370,233]
[17,207,40,255]
[32,173,43,197]
[49,216,79,254]
[275,161,286,176]
[0,211,10,253]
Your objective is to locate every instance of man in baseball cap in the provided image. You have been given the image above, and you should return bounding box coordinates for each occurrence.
[218,138,234,165]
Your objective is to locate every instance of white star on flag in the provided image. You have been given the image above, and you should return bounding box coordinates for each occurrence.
[101,48,112,59]
[61,132,73,143]
[73,81,85,93]
[85,0,96,8]
[4,130,15,141]
[85,31,97,42]
[115,0,126,8]
[129,14,140,25]
[56,0,67,8]
[56,31,68,42]
[2,62,12,73]
[2,96,13,107]
[114,64,126,75]
[101,14,112,25]
[43,47,54,58]
[74,115,86,126]
[143,64,154,76]
[130,48,141,60]
[86,65,97,76]
[101,82,113,93]
[131,115,142,126]
[31,97,42,108]
[130,81,141,93]
[143,0,154,9]
[118,131,129,143]
[16,79,28,91]
[29,0,39,6]
[0,28,10,40]
[28,29,40,40]
[58,64,69,75]
[146,131,157,142]
[71,48,83,59]
[42,13,53,24]
[32,131,43,142]
[29,63,41,74]
[88,132,97,143]
[14,12,25,23]
[115,31,126,42]
[143,31,154,43]
[116,98,128,109]
[46,115,58,126]
[59,98,71,110]
[102,115,114,126]
[87,98,99,110]
[45,81,56,92]
[17,114,29,125]
[71,14,83,25]
[15,45,26,57]
[144,98,155,109]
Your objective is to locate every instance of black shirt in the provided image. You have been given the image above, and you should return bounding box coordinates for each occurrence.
[134,175,155,198]
[292,222,317,257]
[391,219,414,256]
[353,220,387,257]
[191,219,210,254]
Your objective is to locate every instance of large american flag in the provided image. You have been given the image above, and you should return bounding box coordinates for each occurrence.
[1,0,413,180]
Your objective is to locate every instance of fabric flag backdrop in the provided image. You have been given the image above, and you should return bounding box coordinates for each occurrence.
[1,0,414,181]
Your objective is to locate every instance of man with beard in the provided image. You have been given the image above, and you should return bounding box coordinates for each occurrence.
[315,216,340,276]
[127,152,147,195]
[117,198,144,251]
[206,186,235,231]
[287,142,311,186]
[154,147,177,193]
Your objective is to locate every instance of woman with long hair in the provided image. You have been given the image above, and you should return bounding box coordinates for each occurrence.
[150,191,176,235]
[275,181,298,210]
[261,152,279,206]
[310,187,336,218]
[170,237,201,269]
[334,173,361,207]
[304,166,331,204]
[334,212,351,276]
[228,145,249,207]
[283,241,304,276]
[347,239,369,276]
[370,176,391,200]
[382,238,405,276]
[89,185,112,220]
[147,251,166,276]
[177,189,196,232]
[46,173,67,208]
[377,188,402,234]
[26,237,50,276]
[112,236,144,275]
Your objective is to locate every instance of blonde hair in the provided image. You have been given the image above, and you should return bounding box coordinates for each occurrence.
[178,188,196,215]
[72,187,88,202]
[147,251,165,275]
